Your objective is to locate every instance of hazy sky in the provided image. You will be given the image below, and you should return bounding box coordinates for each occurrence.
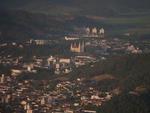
[1,0,150,9]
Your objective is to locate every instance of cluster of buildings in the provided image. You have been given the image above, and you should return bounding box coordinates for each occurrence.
[11,63,37,76]
[0,25,149,113]
[67,37,143,57]
[0,56,21,66]
[47,55,96,75]
[0,75,113,113]
[26,39,54,46]
[0,54,97,77]
[83,38,143,56]
[66,27,105,39]
[0,19,149,113]
[65,27,142,55]
[47,56,73,75]
[0,35,144,77]
[126,45,142,54]
[85,27,105,37]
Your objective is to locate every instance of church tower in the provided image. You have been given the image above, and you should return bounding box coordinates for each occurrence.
[70,41,85,53]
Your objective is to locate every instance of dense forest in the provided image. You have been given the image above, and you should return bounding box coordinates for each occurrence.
[98,92,150,113]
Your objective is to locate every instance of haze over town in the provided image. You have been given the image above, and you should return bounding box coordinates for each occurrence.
[0,0,150,113]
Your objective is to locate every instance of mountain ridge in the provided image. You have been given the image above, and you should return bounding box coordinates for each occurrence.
[1,0,150,16]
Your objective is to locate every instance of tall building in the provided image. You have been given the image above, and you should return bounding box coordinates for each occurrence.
[0,74,4,83]
[47,56,56,68]
[54,63,61,74]
[85,27,105,37]
[99,28,105,34]
[86,27,90,35]
[99,28,105,38]
[92,27,98,35]
[41,97,45,105]
[70,41,85,53]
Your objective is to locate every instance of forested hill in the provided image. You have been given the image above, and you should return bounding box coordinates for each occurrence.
[1,0,150,16]
[69,54,150,92]
[1,0,150,41]
[0,10,72,42]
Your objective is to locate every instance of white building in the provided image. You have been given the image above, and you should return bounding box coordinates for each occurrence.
[0,74,5,83]
[85,27,105,37]
[92,27,98,34]
[11,69,23,76]
[59,58,71,64]
[86,27,91,34]
[99,28,105,34]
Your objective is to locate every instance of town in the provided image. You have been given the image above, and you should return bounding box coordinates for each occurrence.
[0,26,150,113]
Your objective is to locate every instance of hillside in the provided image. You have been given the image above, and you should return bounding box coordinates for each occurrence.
[98,92,150,113]
[66,54,150,112]
[1,9,150,42]
[1,0,150,16]
[68,54,150,92]
[0,10,72,42]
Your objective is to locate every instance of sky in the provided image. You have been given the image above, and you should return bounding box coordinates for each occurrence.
[1,0,150,9]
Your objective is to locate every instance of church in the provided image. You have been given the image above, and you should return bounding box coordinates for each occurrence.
[70,41,85,53]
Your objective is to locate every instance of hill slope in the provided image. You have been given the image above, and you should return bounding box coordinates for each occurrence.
[1,0,150,16]
[0,10,72,41]
[68,54,150,92]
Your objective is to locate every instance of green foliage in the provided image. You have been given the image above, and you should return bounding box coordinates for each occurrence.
[99,93,150,113]
[0,64,11,75]
[69,54,150,92]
